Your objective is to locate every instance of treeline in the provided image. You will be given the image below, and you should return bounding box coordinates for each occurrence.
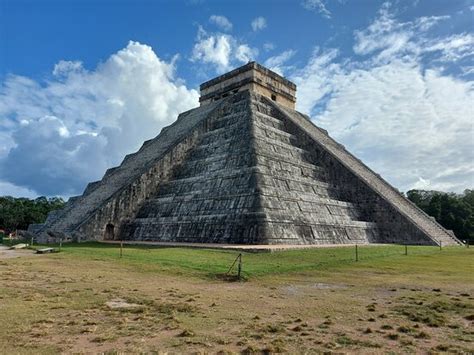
[407,189,474,243]
[0,196,65,233]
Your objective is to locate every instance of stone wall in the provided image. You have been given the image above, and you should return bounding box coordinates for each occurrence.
[200,62,296,109]
[75,127,206,241]
[269,97,461,246]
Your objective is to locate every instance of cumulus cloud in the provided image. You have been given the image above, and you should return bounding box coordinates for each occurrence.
[52,60,84,76]
[302,0,332,19]
[191,27,258,73]
[292,4,474,193]
[209,15,233,31]
[251,17,267,32]
[0,41,199,197]
[191,29,232,73]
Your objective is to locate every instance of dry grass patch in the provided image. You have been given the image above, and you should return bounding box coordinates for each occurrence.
[0,245,473,353]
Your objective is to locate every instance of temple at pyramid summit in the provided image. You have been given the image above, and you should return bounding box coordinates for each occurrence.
[29,62,461,246]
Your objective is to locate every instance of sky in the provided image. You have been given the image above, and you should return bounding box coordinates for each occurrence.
[0,0,473,199]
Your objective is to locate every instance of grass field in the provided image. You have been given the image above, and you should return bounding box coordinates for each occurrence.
[0,243,473,353]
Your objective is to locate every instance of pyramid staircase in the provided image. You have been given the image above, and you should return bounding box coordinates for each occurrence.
[120,92,379,244]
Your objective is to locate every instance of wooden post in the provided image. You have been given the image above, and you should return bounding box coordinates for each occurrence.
[59,238,62,252]
[237,253,242,280]
[405,244,408,256]
[439,241,442,251]
[355,244,359,262]
[30,237,34,247]
[120,240,123,258]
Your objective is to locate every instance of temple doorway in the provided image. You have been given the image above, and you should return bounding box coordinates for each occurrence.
[104,223,115,240]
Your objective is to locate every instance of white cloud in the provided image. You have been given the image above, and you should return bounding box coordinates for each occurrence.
[190,27,258,73]
[235,44,258,63]
[291,47,340,114]
[302,0,332,19]
[264,50,297,75]
[263,42,275,52]
[0,41,199,197]
[292,4,474,193]
[353,3,457,64]
[251,17,267,32]
[424,33,474,62]
[191,29,232,73]
[53,60,84,76]
[209,15,233,31]
[0,181,38,198]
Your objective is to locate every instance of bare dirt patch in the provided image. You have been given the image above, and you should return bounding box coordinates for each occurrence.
[105,298,142,310]
[0,245,37,259]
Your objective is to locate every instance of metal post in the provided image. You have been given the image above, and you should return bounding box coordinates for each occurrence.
[355,244,359,262]
[120,240,123,258]
[439,241,442,251]
[59,238,62,252]
[237,254,242,280]
[467,240,470,248]
[405,244,408,256]
[30,237,33,247]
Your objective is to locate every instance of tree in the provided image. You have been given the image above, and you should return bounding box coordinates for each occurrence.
[407,189,474,243]
[0,196,65,233]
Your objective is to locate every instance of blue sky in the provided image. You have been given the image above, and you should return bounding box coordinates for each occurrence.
[0,0,473,198]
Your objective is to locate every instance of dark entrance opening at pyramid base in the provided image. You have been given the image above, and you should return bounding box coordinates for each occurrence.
[104,223,115,241]
[29,62,461,246]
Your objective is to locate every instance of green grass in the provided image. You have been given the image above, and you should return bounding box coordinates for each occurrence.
[1,242,472,354]
[33,242,470,279]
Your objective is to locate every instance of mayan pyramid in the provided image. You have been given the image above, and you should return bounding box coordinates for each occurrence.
[29,62,461,246]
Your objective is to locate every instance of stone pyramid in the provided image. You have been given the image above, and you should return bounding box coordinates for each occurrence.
[30,62,461,246]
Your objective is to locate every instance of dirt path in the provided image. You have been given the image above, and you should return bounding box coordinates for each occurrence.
[0,245,37,259]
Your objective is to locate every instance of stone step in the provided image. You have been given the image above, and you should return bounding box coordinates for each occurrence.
[253,121,297,145]
[138,191,362,222]
[157,166,333,199]
[129,214,374,229]
[208,111,248,130]
[173,165,328,191]
[252,99,282,117]
[200,120,249,141]
[175,145,324,181]
[131,212,266,225]
[194,122,301,161]
[263,222,377,245]
[121,222,376,245]
[253,111,286,131]
[187,140,247,161]
[181,145,323,174]
[174,153,254,178]
[258,187,346,205]
[271,98,462,246]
